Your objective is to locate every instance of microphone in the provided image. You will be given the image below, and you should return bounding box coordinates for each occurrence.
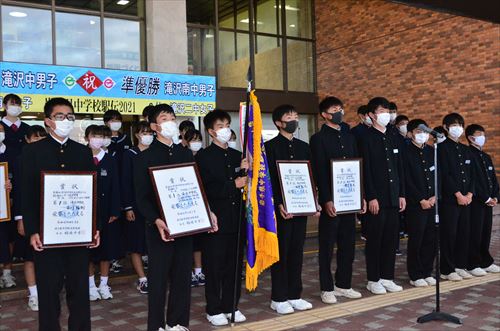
[417,124,444,139]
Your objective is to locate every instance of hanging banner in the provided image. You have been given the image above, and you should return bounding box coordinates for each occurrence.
[0,61,216,116]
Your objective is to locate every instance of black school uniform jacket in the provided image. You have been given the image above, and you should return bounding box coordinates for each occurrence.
[361,127,405,208]
[121,147,141,212]
[109,133,132,173]
[469,146,499,203]
[196,143,242,234]
[310,124,358,205]
[437,138,474,203]
[134,140,194,227]
[265,133,311,208]
[403,143,436,208]
[96,152,121,226]
[21,136,95,237]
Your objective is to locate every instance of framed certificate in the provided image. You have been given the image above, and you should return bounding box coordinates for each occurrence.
[276,160,318,216]
[0,162,11,222]
[149,162,214,238]
[40,171,97,248]
[331,158,363,214]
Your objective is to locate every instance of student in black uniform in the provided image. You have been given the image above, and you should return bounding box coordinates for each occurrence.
[1,93,30,289]
[123,121,154,294]
[196,110,247,326]
[15,125,47,311]
[438,113,474,281]
[403,119,437,287]
[142,105,155,122]
[228,129,238,150]
[104,109,132,164]
[465,124,499,275]
[184,128,206,287]
[179,120,195,147]
[362,97,405,295]
[394,115,409,144]
[265,104,316,315]
[388,101,398,129]
[310,97,365,304]
[85,125,121,301]
[0,124,15,290]
[21,97,99,331]
[134,104,215,331]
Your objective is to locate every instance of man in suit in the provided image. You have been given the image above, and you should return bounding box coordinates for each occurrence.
[21,97,99,331]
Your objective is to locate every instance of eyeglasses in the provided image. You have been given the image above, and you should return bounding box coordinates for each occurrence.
[52,113,76,121]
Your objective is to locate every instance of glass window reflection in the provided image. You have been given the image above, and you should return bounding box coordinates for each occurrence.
[219,0,234,29]
[56,12,101,67]
[287,39,313,92]
[255,35,283,90]
[55,0,100,11]
[104,18,140,70]
[188,28,215,76]
[285,0,312,39]
[2,6,52,64]
[219,31,249,88]
[256,0,280,35]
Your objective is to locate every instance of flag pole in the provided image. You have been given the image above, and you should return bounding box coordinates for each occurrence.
[230,67,252,326]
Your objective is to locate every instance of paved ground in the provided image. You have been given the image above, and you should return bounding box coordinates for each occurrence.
[1,216,499,331]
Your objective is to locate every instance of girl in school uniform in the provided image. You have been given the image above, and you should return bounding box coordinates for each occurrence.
[122,121,153,293]
[85,125,122,301]
[0,93,30,289]
[14,125,48,311]
[185,129,206,287]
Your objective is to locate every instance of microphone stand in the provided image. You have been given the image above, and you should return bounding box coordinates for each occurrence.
[417,140,461,325]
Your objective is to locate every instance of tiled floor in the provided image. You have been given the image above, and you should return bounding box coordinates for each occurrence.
[1,218,499,331]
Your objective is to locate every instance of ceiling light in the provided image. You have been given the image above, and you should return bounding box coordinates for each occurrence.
[273,5,300,11]
[289,24,296,28]
[9,11,27,18]
[239,18,264,25]
[206,34,214,38]
[21,115,37,119]
[117,0,130,5]
[90,20,96,25]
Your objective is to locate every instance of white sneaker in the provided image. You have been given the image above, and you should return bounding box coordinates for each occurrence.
[440,272,462,281]
[164,325,189,331]
[98,285,113,300]
[224,310,247,322]
[288,299,313,310]
[483,264,500,273]
[207,313,229,326]
[333,286,362,299]
[28,295,39,311]
[455,268,473,279]
[410,279,428,287]
[270,300,294,314]
[0,274,16,288]
[380,279,403,292]
[320,291,337,304]
[366,281,386,295]
[424,277,436,286]
[89,286,101,301]
[468,267,487,277]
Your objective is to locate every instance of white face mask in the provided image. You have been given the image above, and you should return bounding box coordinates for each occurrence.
[140,134,154,146]
[6,105,22,117]
[364,116,373,126]
[160,121,179,139]
[0,132,5,143]
[215,128,232,144]
[398,124,407,136]
[228,141,238,149]
[89,137,104,149]
[414,132,429,145]
[189,141,202,152]
[437,136,446,144]
[102,137,111,148]
[448,126,463,139]
[472,135,485,147]
[375,113,391,127]
[390,113,397,122]
[53,119,74,138]
[109,121,122,132]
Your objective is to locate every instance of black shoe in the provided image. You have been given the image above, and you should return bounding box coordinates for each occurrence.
[395,249,403,256]
[136,279,148,294]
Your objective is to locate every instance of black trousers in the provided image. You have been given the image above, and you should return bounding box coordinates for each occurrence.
[439,202,470,274]
[146,226,193,330]
[468,201,494,269]
[365,207,399,282]
[318,213,356,290]
[202,232,243,316]
[406,207,436,281]
[34,247,91,331]
[271,217,307,302]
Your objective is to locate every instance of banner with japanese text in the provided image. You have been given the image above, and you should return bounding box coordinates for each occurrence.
[0,61,216,116]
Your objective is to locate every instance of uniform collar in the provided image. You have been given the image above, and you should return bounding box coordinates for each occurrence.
[321,123,341,133]
[49,133,69,145]
[95,149,106,162]
[2,117,21,128]
[0,144,6,154]
[277,132,294,143]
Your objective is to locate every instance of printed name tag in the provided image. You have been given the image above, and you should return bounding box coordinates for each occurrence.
[489,166,493,170]
[235,167,241,173]
[101,169,108,176]
[429,166,435,172]
[393,149,399,154]
[465,159,471,164]
[124,145,130,149]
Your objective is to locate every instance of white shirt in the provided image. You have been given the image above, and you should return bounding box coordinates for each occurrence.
[2,117,21,128]
[0,144,6,154]
[95,149,106,162]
